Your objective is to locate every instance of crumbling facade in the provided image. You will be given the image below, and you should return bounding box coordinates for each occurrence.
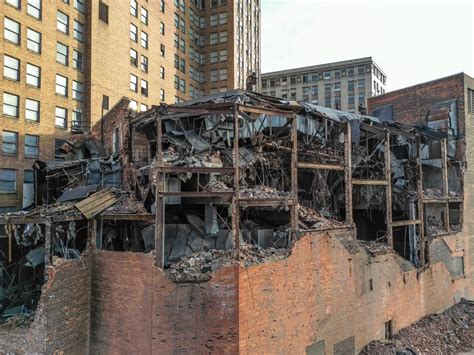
[0,90,471,354]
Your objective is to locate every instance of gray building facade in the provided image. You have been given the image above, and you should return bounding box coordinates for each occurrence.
[261,57,387,112]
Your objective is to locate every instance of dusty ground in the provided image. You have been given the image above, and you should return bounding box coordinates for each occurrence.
[360,301,474,354]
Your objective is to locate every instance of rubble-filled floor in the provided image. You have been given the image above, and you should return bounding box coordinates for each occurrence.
[360,301,474,354]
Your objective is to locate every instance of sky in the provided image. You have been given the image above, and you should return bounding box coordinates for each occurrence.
[261,0,474,92]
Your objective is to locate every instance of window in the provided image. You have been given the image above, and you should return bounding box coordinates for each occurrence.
[3,93,19,117]
[130,74,138,92]
[102,95,109,110]
[130,24,137,42]
[130,48,138,66]
[141,55,148,72]
[27,0,41,19]
[160,0,165,12]
[160,89,165,101]
[311,85,318,96]
[141,79,148,96]
[141,31,148,49]
[27,28,41,53]
[5,0,20,8]
[358,94,366,106]
[55,107,67,128]
[210,51,218,63]
[24,134,39,158]
[179,78,185,93]
[160,66,165,79]
[0,169,16,193]
[323,71,331,80]
[219,68,227,81]
[2,131,18,155]
[25,98,40,121]
[56,42,68,65]
[129,100,137,111]
[141,7,148,25]
[54,139,66,160]
[160,22,165,35]
[57,12,69,34]
[73,50,83,71]
[130,0,137,16]
[210,14,218,26]
[334,82,341,91]
[220,49,227,62]
[219,12,227,24]
[26,63,40,87]
[358,66,365,75]
[74,0,85,12]
[347,67,354,77]
[73,20,84,42]
[72,81,83,101]
[174,75,179,89]
[56,74,68,96]
[3,55,20,81]
[358,79,365,88]
[72,109,83,129]
[334,70,341,80]
[219,31,227,43]
[140,104,148,112]
[348,80,355,92]
[4,18,21,44]
[99,2,109,23]
[325,83,332,92]
[468,89,474,113]
[160,44,165,57]
[348,95,355,106]
[210,33,218,45]
[210,70,218,82]
[24,170,34,184]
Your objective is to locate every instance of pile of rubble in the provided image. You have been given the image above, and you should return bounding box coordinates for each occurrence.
[240,186,289,199]
[361,300,474,354]
[298,205,345,230]
[167,243,289,282]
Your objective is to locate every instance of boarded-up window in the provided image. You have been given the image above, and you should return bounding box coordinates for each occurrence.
[306,340,325,355]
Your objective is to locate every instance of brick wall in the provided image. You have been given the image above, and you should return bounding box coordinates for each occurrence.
[239,232,469,354]
[0,249,91,353]
[90,250,238,354]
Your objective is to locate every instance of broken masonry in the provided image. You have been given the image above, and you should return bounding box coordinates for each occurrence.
[0,90,463,322]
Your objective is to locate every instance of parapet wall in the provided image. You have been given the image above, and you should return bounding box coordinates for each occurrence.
[0,230,468,354]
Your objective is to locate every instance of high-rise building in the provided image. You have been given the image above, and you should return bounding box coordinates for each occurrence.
[261,57,386,112]
[0,0,261,211]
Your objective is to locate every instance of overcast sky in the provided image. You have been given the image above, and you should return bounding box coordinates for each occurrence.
[261,0,474,92]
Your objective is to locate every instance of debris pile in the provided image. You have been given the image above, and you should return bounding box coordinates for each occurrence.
[298,205,345,230]
[360,300,474,354]
[167,242,290,282]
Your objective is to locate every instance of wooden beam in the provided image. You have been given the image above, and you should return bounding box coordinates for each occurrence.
[240,198,295,207]
[345,121,353,226]
[155,113,164,268]
[352,179,388,186]
[385,130,393,248]
[391,219,421,227]
[159,166,235,174]
[416,134,426,268]
[290,113,299,236]
[297,162,344,171]
[238,104,295,118]
[232,106,241,258]
[162,191,234,197]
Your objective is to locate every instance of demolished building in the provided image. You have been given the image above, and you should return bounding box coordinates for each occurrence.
[0,90,471,354]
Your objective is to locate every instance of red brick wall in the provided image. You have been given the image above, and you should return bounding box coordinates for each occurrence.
[90,250,239,354]
[0,250,91,354]
[368,73,466,158]
[239,232,468,354]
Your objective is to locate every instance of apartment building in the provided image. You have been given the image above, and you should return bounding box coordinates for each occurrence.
[261,57,386,112]
[0,0,261,211]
